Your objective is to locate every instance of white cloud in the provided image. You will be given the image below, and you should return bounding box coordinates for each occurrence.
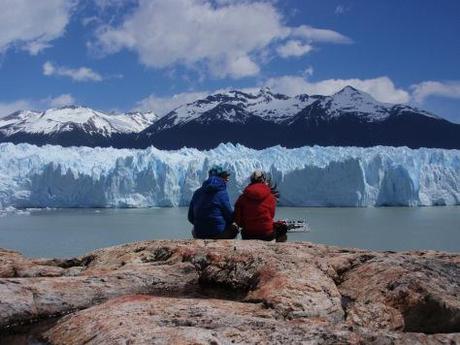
[133,75,410,117]
[303,66,314,77]
[411,81,460,103]
[335,5,346,15]
[0,100,32,117]
[209,55,260,79]
[290,25,352,44]
[0,0,75,55]
[277,40,313,58]
[0,94,77,117]
[92,0,351,79]
[94,0,137,10]
[49,94,76,107]
[264,75,410,103]
[134,91,210,116]
[43,61,103,82]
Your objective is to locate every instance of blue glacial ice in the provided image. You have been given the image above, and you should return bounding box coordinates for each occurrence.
[0,142,459,208]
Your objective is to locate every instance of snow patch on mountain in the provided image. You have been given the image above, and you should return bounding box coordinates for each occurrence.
[246,88,318,123]
[157,88,322,129]
[319,86,390,120]
[0,106,158,136]
[0,143,458,208]
[0,111,42,130]
[390,104,441,120]
[153,86,443,130]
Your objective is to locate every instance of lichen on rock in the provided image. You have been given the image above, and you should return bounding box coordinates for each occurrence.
[0,240,459,344]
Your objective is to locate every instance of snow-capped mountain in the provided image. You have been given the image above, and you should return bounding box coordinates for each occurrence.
[0,106,157,147]
[137,86,459,150]
[1,86,459,149]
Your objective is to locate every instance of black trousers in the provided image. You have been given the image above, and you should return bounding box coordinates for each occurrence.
[192,224,239,240]
[241,222,288,242]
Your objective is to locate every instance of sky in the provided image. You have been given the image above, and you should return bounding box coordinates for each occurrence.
[0,0,459,122]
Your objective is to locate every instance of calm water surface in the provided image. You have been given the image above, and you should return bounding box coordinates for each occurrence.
[0,207,458,257]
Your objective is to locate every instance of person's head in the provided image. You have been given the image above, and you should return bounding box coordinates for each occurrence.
[250,170,267,184]
[208,165,231,182]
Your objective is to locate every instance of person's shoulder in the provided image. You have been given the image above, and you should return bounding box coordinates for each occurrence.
[234,193,242,203]
[192,186,204,197]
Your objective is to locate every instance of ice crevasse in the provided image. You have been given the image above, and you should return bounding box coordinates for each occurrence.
[0,142,459,208]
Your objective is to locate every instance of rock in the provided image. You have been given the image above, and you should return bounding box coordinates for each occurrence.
[42,296,460,345]
[338,255,460,333]
[0,240,459,344]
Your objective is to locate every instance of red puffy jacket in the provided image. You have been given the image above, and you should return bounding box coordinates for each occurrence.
[234,182,276,237]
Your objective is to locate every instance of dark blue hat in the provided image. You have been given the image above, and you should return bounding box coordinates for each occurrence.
[208,165,230,178]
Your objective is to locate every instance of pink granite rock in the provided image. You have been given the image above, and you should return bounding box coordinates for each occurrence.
[0,240,458,344]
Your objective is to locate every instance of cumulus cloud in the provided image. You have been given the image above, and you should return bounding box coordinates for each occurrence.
[411,81,460,103]
[0,100,32,117]
[133,75,411,117]
[0,0,75,55]
[49,94,76,107]
[94,0,138,10]
[0,94,76,117]
[134,91,210,116]
[264,75,410,103]
[277,40,313,58]
[92,0,350,79]
[43,61,103,82]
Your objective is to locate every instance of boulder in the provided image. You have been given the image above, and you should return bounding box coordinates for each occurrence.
[0,240,458,344]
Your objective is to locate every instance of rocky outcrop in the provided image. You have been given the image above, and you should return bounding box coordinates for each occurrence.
[0,241,459,344]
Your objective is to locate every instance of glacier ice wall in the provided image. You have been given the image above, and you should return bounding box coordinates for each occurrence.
[0,142,459,208]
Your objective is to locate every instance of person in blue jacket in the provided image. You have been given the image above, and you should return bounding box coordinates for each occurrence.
[188,165,238,239]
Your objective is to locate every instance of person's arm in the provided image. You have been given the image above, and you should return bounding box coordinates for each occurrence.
[219,191,234,224]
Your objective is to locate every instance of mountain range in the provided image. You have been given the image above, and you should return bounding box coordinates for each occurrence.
[1,87,459,149]
[0,106,157,148]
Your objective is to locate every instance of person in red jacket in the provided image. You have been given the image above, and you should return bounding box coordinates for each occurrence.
[234,170,287,242]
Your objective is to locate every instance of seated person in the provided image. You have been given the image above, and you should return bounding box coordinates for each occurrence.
[234,170,287,242]
[188,165,238,239]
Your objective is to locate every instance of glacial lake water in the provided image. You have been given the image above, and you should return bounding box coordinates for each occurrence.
[0,207,459,258]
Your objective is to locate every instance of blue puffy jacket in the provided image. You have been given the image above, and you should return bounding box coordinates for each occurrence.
[188,176,233,238]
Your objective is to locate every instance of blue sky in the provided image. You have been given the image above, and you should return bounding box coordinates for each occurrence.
[0,0,459,122]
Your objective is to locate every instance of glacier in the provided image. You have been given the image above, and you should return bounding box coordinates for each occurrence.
[0,142,459,208]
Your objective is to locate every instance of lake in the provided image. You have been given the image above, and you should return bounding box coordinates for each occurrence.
[0,207,459,258]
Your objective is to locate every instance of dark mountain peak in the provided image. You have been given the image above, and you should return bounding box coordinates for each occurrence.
[54,105,87,111]
[200,90,249,105]
[332,86,380,102]
[125,110,156,116]
[258,86,272,96]
[335,85,362,95]
[295,94,310,102]
[330,86,383,110]
[257,87,290,101]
